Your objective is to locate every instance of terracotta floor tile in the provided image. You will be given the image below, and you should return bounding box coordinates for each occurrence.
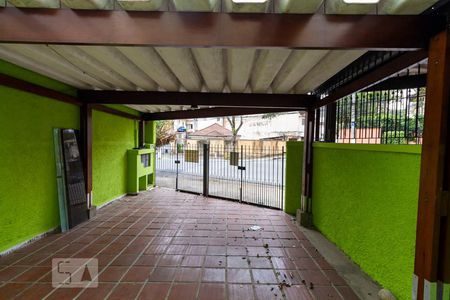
[186,246,207,255]
[181,256,204,267]
[294,257,320,270]
[109,283,143,300]
[227,256,250,268]
[158,255,183,267]
[134,255,160,266]
[227,284,254,300]
[252,269,278,284]
[168,283,198,300]
[0,282,31,299]
[76,283,116,300]
[165,245,187,255]
[144,245,168,255]
[0,254,26,266]
[98,266,128,282]
[148,267,176,282]
[111,254,139,266]
[45,287,83,300]
[204,256,226,268]
[0,189,362,300]
[198,283,225,300]
[310,286,342,299]
[227,269,252,283]
[0,266,28,281]
[226,246,246,256]
[14,283,54,300]
[254,284,284,300]
[13,266,50,282]
[206,246,226,256]
[271,257,296,270]
[284,284,314,300]
[202,268,225,282]
[324,269,348,286]
[336,285,360,300]
[175,268,202,282]
[138,283,171,300]
[249,257,272,269]
[298,270,331,285]
[122,266,151,282]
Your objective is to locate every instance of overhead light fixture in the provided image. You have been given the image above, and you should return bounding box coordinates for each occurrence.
[343,0,380,3]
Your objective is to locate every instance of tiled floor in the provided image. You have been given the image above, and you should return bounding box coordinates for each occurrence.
[0,188,360,300]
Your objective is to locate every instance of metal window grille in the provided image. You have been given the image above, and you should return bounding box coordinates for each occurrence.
[333,87,426,144]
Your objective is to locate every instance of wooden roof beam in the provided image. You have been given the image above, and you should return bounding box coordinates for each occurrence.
[0,8,444,50]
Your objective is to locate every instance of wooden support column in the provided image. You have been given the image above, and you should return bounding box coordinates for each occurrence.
[314,109,321,142]
[298,108,315,228]
[325,103,337,143]
[413,30,450,300]
[80,104,93,209]
[138,120,145,148]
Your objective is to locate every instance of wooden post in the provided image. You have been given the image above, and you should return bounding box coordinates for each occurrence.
[138,120,145,147]
[413,30,450,300]
[80,104,93,209]
[315,108,321,142]
[325,103,337,143]
[298,108,315,228]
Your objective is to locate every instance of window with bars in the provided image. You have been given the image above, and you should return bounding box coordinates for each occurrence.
[317,87,426,145]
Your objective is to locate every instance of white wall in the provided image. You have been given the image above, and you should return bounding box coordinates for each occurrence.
[174,112,306,140]
[225,112,305,140]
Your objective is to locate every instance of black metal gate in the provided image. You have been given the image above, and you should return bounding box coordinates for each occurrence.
[156,143,285,210]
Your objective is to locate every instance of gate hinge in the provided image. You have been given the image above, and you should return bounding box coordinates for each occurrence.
[175,160,180,164]
[441,191,449,217]
[238,166,246,171]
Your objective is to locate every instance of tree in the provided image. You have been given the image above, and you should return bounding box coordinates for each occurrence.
[155,120,176,146]
[226,116,244,149]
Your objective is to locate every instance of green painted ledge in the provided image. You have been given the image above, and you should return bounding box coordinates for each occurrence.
[313,142,422,155]
[0,59,76,96]
[0,59,141,116]
[103,104,141,117]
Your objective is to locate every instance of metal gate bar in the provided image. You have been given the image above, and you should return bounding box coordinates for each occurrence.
[156,143,285,210]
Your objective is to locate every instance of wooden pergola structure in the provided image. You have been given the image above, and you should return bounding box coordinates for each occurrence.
[0,0,449,298]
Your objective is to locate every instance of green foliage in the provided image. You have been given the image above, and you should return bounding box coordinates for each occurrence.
[156,120,175,146]
[337,89,426,144]
[382,131,407,144]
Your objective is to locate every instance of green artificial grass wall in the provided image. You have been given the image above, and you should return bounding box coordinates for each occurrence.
[92,110,138,206]
[0,86,80,253]
[284,141,303,215]
[312,143,421,300]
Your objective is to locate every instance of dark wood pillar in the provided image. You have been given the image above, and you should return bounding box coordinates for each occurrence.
[325,103,337,143]
[81,104,93,208]
[138,120,145,147]
[414,30,450,300]
[314,108,321,142]
[298,108,315,228]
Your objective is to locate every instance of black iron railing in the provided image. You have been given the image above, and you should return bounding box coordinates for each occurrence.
[155,144,285,210]
[333,87,426,144]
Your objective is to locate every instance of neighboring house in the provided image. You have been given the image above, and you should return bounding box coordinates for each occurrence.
[185,123,236,153]
[173,111,308,141]
[188,123,235,142]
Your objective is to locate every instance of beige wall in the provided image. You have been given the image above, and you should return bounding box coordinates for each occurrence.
[184,138,286,157]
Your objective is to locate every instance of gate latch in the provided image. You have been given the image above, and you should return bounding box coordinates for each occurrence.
[238,166,246,171]
[175,160,180,164]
